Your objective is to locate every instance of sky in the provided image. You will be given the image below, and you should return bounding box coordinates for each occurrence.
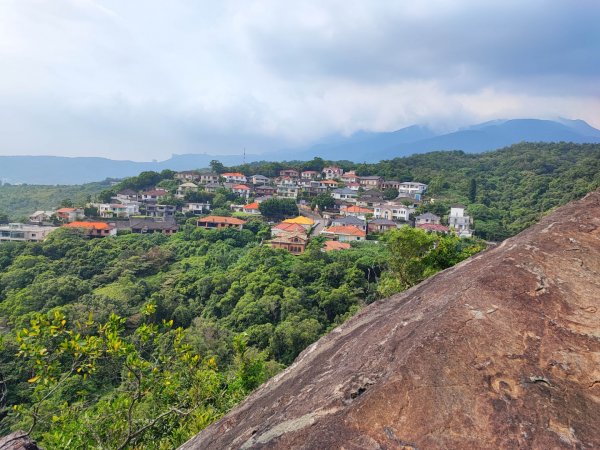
[0,0,599,161]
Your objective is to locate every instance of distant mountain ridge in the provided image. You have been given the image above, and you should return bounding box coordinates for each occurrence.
[1,118,599,185]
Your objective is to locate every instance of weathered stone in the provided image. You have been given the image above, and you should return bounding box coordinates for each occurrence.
[181,190,600,449]
[0,432,40,450]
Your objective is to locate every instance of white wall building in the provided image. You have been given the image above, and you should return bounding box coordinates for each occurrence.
[0,223,57,242]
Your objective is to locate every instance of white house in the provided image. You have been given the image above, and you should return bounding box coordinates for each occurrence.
[331,188,358,202]
[98,203,140,218]
[398,182,428,195]
[250,174,270,185]
[0,223,57,242]
[176,182,198,198]
[182,202,211,215]
[322,166,344,180]
[373,202,415,221]
[222,172,247,183]
[448,204,473,237]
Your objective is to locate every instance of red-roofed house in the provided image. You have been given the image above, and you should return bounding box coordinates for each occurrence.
[301,170,319,180]
[197,216,246,230]
[341,171,359,183]
[63,221,116,237]
[271,222,307,237]
[56,207,84,223]
[242,202,261,215]
[342,205,373,218]
[322,166,343,179]
[321,225,366,242]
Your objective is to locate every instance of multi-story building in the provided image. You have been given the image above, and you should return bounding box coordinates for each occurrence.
[373,203,414,221]
[0,223,57,242]
[448,205,473,237]
[359,176,383,189]
[98,203,140,218]
[322,166,344,180]
[221,172,247,183]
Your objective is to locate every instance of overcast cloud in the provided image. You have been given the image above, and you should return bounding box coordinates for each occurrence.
[0,0,599,160]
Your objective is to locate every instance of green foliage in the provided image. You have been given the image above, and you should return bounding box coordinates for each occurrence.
[258,198,299,220]
[310,193,335,211]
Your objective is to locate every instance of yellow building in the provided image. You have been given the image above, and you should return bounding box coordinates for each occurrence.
[282,216,315,231]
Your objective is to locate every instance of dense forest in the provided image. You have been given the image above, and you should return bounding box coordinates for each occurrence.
[0,219,482,448]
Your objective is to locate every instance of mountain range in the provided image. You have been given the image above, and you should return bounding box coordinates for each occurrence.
[1,118,599,185]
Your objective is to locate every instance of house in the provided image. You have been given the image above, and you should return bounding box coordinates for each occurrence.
[255,185,277,196]
[322,240,352,252]
[204,182,223,193]
[321,225,366,242]
[415,212,441,225]
[250,174,270,185]
[346,182,361,191]
[230,204,245,213]
[176,182,198,198]
[277,184,299,199]
[417,223,450,234]
[116,189,139,201]
[232,184,251,198]
[368,218,398,234]
[146,204,176,218]
[331,216,367,231]
[63,221,116,237]
[242,202,261,215]
[175,171,201,182]
[398,182,428,198]
[282,216,315,231]
[448,205,473,237]
[255,195,273,204]
[271,222,307,237]
[359,176,383,189]
[373,203,414,221]
[319,179,339,189]
[0,223,57,242]
[98,203,139,218]
[222,172,247,183]
[279,169,299,178]
[197,216,246,230]
[342,205,373,219]
[303,181,328,196]
[331,188,358,202]
[301,170,319,180]
[56,207,84,223]
[341,171,359,183]
[199,173,220,184]
[381,180,401,190]
[28,211,54,225]
[322,166,343,180]
[269,232,309,255]
[129,218,178,235]
[356,189,385,207]
[140,189,168,202]
[182,202,211,215]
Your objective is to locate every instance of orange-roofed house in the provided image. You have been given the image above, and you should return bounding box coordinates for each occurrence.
[222,172,247,183]
[242,202,261,215]
[271,222,307,237]
[55,207,84,223]
[63,221,116,237]
[232,184,251,198]
[197,216,246,230]
[342,205,373,219]
[319,179,339,189]
[322,240,352,252]
[321,225,366,242]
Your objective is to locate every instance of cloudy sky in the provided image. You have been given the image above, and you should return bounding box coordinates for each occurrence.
[1,0,599,160]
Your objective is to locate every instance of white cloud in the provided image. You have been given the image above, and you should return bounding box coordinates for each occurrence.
[0,0,598,160]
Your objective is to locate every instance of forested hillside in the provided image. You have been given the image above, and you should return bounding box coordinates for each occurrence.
[0,220,481,448]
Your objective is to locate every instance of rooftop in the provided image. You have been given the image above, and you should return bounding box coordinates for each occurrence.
[323,225,366,237]
[197,216,246,225]
[283,216,315,226]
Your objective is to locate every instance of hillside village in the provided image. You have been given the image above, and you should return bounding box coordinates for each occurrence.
[0,166,474,252]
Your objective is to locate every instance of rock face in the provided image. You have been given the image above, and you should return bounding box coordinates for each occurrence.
[0,432,39,450]
[181,190,600,450]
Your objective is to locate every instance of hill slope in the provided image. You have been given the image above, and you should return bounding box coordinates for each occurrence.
[182,189,600,449]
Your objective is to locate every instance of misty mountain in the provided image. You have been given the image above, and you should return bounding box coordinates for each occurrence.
[1,119,599,185]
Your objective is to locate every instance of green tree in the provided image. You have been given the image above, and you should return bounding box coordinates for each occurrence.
[259,199,299,220]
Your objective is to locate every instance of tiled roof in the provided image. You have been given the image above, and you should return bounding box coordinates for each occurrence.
[243,202,260,210]
[273,222,307,233]
[64,221,112,230]
[56,207,76,213]
[198,216,246,225]
[283,216,315,225]
[323,241,352,251]
[345,206,373,214]
[222,172,245,177]
[323,225,366,237]
[233,184,250,190]
[417,223,450,232]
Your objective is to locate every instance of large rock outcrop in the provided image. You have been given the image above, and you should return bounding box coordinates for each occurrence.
[0,432,39,450]
[182,190,600,449]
